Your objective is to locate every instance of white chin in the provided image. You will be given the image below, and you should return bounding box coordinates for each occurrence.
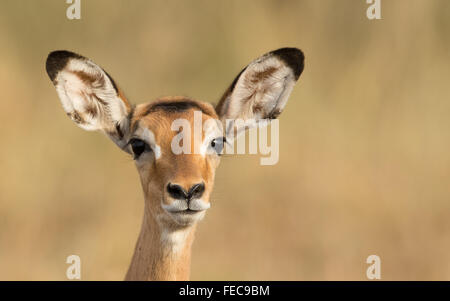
[169,210,206,226]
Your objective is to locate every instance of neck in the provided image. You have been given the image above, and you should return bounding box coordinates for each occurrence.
[125,206,196,281]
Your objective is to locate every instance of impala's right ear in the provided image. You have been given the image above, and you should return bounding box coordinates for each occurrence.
[45,50,132,150]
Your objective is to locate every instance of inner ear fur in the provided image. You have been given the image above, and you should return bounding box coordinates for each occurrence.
[216,47,304,124]
[46,50,132,149]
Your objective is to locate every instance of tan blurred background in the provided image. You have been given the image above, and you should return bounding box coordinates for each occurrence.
[0,0,449,280]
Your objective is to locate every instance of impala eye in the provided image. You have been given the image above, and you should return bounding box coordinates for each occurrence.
[129,138,151,159]
[210,137,226,155]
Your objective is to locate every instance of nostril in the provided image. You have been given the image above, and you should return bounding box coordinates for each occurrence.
[188,182,205,200]
[167,183,188,200]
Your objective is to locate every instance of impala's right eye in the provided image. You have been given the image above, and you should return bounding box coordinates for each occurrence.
[129,138,151,159]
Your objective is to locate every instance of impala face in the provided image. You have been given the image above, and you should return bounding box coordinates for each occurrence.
[45,48,304,229]
[130,99,222,226]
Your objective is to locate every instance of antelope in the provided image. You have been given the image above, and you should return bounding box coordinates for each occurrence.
[45,48,304,280]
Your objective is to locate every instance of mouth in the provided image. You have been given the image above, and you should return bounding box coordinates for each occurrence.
[162,198,210,212]
[162,198,210,224]
[172,208,204,215]
[164,206,208,226]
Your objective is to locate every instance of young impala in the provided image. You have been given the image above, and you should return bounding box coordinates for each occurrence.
[45,47,304,280]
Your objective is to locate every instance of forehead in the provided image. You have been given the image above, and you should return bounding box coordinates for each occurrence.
[131,97,219,137]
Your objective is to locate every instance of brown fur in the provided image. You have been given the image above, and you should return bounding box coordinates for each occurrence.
[73,70,105,86]
[250,66,278,83]
[125,98,219,280]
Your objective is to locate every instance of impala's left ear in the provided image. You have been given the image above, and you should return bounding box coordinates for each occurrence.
[216,48,304,126]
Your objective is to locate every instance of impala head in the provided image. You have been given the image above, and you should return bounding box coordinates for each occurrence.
[46,48,304,229]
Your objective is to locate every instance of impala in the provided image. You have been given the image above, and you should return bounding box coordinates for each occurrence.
[45,47,304,280]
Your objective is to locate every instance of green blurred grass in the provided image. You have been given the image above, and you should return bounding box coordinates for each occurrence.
[0,0,449,280]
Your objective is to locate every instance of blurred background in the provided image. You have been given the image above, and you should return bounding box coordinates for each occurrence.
[0,0,450,280]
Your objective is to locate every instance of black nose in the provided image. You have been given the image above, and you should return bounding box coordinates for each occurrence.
[167,182,205,200]
[188,182,205,200]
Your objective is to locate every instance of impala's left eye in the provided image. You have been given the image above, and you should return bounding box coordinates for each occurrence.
[210,137,225,155]
[129,138,151,159]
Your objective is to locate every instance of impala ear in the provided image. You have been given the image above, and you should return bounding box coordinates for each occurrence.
[46,50,132,150]
[216,48,304,134]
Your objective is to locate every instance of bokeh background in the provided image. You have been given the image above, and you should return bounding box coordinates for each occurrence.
[1,0,450,280]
